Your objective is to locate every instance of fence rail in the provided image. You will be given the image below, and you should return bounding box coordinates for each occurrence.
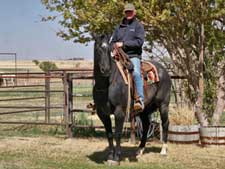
[0,96,45,102]
[0,71,74,137]
[0,109,46,115]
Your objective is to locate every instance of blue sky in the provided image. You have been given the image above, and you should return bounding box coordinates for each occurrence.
[0,0,93,60]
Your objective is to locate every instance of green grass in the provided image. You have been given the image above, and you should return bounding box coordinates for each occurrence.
[0,151,184,169]
[0,125,65,138]
[1,134,225,169]
[73,86,92,96]
[0,122,225,169]
[0,143,186,169]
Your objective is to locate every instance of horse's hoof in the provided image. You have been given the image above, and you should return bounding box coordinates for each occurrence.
[107,160,120,166]
[160,150,167,156]
[136,147,145,158]
[107,152,114,162]
[160,143,168,156]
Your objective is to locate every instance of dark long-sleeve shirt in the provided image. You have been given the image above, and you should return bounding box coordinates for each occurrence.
[110,17,145,59]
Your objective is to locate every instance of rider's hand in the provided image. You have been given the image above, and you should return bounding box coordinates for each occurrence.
[112,49,117,56]
[115,42,123,48]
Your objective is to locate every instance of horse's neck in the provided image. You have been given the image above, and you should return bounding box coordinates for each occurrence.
[93,65,109,90]
[95,77,109,89]
[93,58,121,89]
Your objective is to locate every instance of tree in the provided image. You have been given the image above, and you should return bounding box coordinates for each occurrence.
[139,0,224,125]
[32,59,40,66]
[41,0,125,43]
[39,61,58,72]
[33,59,58,72]
[212,63,225,125]
[41,0,225,125]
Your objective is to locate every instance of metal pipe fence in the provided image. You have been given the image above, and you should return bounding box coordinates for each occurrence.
[0,69,188,139]
[0,72,73,136]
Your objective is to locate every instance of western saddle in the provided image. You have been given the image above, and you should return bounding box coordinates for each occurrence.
[113,47,159,102]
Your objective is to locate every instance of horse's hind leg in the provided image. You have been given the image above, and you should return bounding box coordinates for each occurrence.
[136,111,149,157]
[96,109,114,161]
[159,103,169,155]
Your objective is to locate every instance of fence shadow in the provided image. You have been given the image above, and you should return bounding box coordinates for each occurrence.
[87,146,161,164]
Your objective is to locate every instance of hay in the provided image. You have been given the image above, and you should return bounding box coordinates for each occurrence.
[169,106,196,125]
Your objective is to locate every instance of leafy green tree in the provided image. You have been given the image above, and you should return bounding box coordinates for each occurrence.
[32,59,40,66]
[32,59,58,72]
[41,0,125,43]
[140,0,224,125]
[39,61,58,72]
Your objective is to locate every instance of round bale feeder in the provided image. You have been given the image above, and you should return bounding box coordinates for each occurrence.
[168,125,200,144]
[200,126,225,146]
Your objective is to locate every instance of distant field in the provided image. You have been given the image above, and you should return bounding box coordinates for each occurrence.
[0,60,93,72]
[0,59,94,125]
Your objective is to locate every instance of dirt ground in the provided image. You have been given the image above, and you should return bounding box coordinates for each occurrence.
[0,135,225,169]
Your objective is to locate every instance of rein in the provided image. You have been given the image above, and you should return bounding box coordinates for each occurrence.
[113,46,133,123]
[113,46,133,70]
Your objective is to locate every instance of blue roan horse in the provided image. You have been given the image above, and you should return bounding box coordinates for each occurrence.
[93,34,171,165]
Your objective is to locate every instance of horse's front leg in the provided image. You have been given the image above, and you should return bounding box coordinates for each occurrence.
[112,106,125,165]
[96,108,114,161]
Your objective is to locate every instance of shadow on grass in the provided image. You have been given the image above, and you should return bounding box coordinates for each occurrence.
[72,127,106,138]
[72,127,134,139]
[87,146,161,164]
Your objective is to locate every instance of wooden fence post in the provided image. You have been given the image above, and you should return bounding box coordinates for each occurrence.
[45,71,50,123]
[63,72,73,138]
[68,73,73,136]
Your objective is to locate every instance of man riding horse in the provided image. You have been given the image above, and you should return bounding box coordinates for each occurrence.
[93,3,171,165]
[111,3,145,112]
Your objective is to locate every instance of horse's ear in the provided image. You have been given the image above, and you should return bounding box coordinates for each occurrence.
[92,33,98,41]
[107,33,112,40]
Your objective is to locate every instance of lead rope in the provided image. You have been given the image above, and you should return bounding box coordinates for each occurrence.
[126,70,131,122]
[114,46,133,136]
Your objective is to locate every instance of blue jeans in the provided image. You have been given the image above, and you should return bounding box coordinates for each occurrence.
[130,57,144,102]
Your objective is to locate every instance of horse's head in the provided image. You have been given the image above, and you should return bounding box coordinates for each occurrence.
[93,34,112,77]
